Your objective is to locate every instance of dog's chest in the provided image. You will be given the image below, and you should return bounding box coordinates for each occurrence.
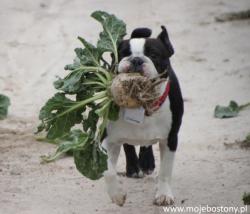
[107,97,172,146]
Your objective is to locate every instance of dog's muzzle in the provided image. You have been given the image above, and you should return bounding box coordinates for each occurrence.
[118,56,158,78]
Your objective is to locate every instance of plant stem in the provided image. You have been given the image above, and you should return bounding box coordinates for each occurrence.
[77,65,112,82]
[101,57,111,70]
[239,102,250,111]
[97,103,110,142]
[82,81,106,88]
[35,136,58,144]
[46,91,107,122]
[95,100,112,116]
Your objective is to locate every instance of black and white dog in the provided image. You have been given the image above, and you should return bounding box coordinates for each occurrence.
[102,26,184,206]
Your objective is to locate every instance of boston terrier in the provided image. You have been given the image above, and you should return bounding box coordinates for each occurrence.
[102,26,184,206]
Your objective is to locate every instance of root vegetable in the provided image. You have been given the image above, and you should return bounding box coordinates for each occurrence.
[111,73,164,110]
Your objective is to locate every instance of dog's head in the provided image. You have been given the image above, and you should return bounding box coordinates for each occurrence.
[117,26,174,78]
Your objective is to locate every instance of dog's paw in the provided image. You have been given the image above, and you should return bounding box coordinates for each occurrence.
[154,185,174,206]
[126,164,144,178]
[139,158,154,175]
[104,171,127,206]
[126,169,144,178]
[141,168,154,175]
[153,194,174,206]
[110,192,127,206]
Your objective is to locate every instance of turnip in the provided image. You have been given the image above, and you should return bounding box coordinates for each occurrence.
[111,73,165,111]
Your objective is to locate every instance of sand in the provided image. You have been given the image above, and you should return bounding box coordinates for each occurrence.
[0,0,250,213]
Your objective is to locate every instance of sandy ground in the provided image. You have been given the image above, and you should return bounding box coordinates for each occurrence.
[1,0,250,213]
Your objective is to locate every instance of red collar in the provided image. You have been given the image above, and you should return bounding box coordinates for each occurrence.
[144,79,170,116]
[153,79,171,109]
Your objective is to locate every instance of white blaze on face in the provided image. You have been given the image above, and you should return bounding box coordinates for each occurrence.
[129,38,145,57]
[118,39,146,73]
[118,38,158,78]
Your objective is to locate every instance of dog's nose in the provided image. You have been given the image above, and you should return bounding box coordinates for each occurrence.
[131,57,144,66]
[131,57,144,72]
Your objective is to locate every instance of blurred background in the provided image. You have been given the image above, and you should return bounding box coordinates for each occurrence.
[0,0,250,213]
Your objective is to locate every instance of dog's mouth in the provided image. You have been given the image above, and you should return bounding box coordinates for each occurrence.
[118,56,159,78]
[127,68,145,75]
[119,64,147,76]
[123,63,149,77]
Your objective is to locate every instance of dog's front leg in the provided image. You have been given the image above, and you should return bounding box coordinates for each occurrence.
[102,138,126,206]
[154,141,175,206]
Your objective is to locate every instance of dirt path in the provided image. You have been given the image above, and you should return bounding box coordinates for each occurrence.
[1,0,250,213]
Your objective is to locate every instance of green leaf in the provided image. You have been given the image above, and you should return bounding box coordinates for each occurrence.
[91,11,126,64]
[41,129,88,163]
[55,67,110,96]
[37,91,107,139]
[0,94,10,120]
[54,69,84,94]
[108,102,120,121]
[77,37,103,66]
[82,107,99,134]
[64,57,81,70]
[74,142,107,180]
[239,101,250,111]
[65,37,104,71]
[246,133,250,142]
[38,93,84,139]
[95,99,111,117]
[35,136,59,144]
[214,100,240,118]
[243,192,250,205]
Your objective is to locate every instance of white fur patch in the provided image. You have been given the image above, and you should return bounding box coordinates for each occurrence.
[104,171,126,206]
[107,81,172,146]
[130,38,145,57]
[154,144,175,205]
[118,57,130,73]
[142,56,159,78]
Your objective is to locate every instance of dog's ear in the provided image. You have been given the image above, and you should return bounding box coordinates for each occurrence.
[131,28,152,38]
[157,26,174,57]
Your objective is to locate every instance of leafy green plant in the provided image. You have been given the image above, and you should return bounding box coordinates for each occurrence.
[0,94,10,120]
[214,100,250,119]
[241,133,250,149]
[36,11,126,180]
[242,192,250,205]
[40,129,89,163]
[224,133,250,149]
[246,133,250,142]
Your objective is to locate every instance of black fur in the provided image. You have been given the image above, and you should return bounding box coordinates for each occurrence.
[157,26,174,57]
[138,146,155,174]
[131,27,152,38]
[123,144,140,177]
[123,144,155,177]
[167,63,184,151]
[117,40,131,61]
[144,39,170,76]
[119,26,183,177]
